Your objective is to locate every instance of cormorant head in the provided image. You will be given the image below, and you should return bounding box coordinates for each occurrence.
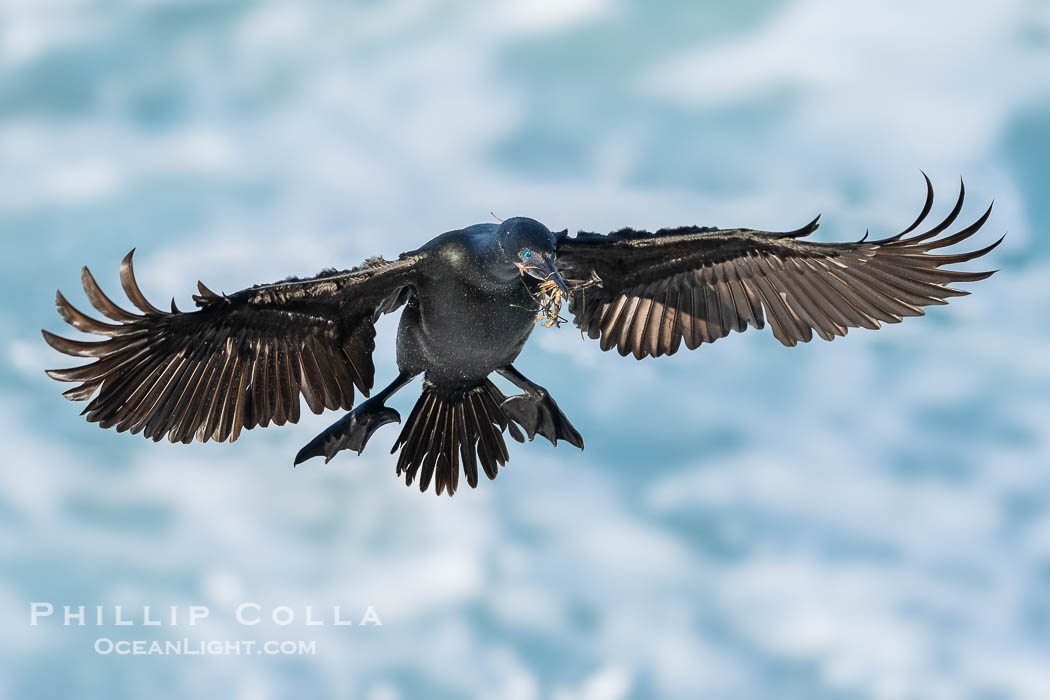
[496,217,568,292]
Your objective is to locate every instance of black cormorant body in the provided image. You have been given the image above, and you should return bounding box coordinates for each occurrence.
[397,220,552,386]
[43,178,1003,496]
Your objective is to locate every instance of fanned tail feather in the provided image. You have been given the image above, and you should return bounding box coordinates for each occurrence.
[391,380,525,496]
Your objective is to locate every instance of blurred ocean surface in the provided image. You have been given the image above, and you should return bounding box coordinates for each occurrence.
[2,1,1049,699]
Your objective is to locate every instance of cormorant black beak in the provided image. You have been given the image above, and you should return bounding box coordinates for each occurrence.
[523,257,569,293]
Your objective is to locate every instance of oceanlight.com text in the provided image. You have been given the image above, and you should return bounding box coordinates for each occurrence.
[94,638,318,656]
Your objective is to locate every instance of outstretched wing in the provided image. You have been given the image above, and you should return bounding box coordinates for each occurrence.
[43,250,424,443]
[556,177,1002,359]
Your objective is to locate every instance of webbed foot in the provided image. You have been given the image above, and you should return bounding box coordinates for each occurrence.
[294,398,401,465]
[501,390,584,449]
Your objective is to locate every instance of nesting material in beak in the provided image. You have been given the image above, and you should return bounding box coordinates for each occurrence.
[518,257,569,293]
[531,271,603,329]
[534,279,568,328]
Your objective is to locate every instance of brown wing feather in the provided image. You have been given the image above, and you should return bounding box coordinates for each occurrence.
[43,250,423,443]
[560,176,1001,359]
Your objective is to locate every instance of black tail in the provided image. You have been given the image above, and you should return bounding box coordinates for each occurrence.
[391,379,525,496]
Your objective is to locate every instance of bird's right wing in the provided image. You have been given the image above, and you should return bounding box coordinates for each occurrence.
[43,250,425,444]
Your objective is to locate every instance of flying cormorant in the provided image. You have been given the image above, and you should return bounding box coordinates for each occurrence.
[43,177,1002,495]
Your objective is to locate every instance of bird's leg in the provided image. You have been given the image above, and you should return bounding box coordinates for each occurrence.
[496,365,584,449]
[294,370,418,465]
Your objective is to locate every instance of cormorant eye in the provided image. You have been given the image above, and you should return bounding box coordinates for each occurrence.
[521,249,532,259]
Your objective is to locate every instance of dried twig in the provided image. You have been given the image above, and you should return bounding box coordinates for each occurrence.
[530,271,603,329]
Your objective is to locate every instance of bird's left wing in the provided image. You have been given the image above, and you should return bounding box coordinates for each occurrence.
[43,250,424,443]
[555,177,1002,359]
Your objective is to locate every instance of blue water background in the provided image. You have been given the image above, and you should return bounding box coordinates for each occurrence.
[2,2,1049,698]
